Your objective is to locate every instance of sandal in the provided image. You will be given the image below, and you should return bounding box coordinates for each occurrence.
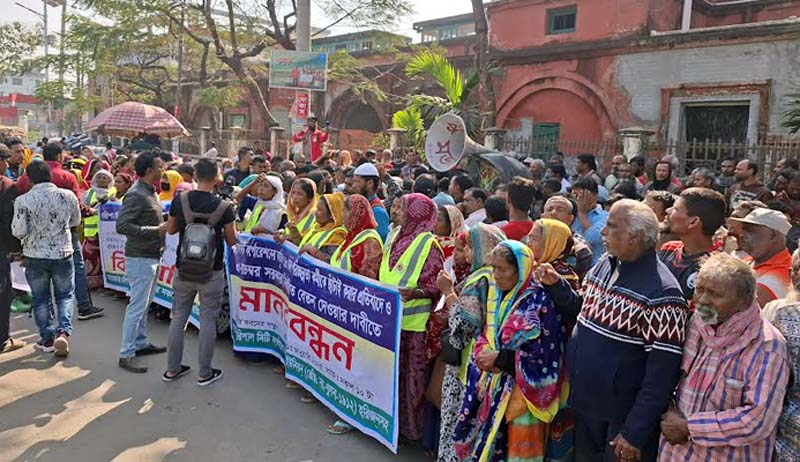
[285,380,301,389]
[162,365,191,382]
[0,338,25,354]
[300,392,317,403]
[273,365,285,375]
[326,420,355,435]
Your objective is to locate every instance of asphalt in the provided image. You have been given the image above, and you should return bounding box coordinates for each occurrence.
[0,292,427,462]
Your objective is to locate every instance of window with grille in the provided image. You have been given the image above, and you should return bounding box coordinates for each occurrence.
[547,6,577,35]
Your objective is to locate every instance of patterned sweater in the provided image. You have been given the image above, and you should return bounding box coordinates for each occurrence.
[567,251,689,449]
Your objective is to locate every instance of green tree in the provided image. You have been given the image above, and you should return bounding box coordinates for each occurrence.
[391,108,424,154]
[0,22,43,78]
[783,89,800,135]
[197,86,242,132]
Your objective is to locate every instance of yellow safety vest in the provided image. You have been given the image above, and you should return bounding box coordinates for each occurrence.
[379,231,441,332]
[83,188,116,238]
[330,229,382,271]
[456,266,493,384]
[244,203,264,233]
[296,212,315,238]
[299,224,346,249]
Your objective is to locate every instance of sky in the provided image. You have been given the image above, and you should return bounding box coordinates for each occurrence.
[8,0,475,42]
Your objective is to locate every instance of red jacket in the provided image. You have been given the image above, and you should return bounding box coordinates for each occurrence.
[16,160,79,197]
[292,128,329,163]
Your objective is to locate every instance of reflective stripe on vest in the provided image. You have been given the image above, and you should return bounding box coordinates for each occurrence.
[297,212,315,237]
[299,225,344,249]
[330,229,382,271]
[244,203,264,233]
[83,189,99,237]
[379,232,440,332]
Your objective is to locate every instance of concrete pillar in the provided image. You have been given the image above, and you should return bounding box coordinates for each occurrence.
[327,127,340,150]
[682,0,693,31]
[230,126,242,158]
[20,111,29,136]
[200,126,211,154]
[482,127,507,151]
[619,127,655,161]
[387,128,406,150]
[270,126,286,158]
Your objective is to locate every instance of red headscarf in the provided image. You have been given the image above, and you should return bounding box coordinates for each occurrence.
[342,194,377,249]
[390,193,438,266]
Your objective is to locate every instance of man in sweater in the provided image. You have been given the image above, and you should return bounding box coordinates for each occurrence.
[727,159,773,211]
[116,151,168,373]
[567,199,690,462]
[659,253,789,462]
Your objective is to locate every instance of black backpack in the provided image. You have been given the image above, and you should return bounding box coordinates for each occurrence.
[177,192,228,282]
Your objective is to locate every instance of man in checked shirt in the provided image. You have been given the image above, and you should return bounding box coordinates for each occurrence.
[659,253,789,462]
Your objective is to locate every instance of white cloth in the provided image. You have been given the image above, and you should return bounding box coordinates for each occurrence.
[464,208,487,228]
[256,175,286,234]
[203,147,218,159]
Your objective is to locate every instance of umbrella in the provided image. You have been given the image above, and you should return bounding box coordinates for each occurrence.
[84,102,190,138]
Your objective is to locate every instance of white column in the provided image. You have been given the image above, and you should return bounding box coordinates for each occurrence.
[682,0,693,31]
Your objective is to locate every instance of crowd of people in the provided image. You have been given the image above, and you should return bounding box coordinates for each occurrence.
[1,128,800,462]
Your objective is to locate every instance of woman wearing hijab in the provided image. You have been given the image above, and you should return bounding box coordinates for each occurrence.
[327,194,384,435]
[452,239,571,462]
[381,193,444,442]
[643,161,682,194]
[434,205,466,261]
[278,177,317,245]
[112,173,133,201]
[158,170,183,203]
[244,175,286,235]
[80,159,104,193]
[436,224,506,462]
[298,192,346,262]
[82,169,116,289]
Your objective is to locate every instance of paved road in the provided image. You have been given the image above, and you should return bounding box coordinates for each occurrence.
[0,292,426,462]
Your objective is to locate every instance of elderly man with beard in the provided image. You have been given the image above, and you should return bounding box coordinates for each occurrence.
[547,199,689,462]
[659,253,789,462]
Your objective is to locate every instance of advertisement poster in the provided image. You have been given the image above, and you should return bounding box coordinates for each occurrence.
[269,50,328,91]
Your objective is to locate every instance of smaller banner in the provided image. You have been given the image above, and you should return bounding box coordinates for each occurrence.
[98,202,200,326]
[10,261,29,292]
[269,50,328,91]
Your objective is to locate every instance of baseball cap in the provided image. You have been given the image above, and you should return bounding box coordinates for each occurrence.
[354,162,379,177]
[729,208,792,236]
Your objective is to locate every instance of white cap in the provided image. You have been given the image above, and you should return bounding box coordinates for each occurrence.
[354,162,379,177]
[729,207,792,236]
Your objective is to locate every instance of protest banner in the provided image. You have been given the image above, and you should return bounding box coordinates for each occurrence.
[269,50,328,91]
[227,235,401,452]
[98,202,200,326]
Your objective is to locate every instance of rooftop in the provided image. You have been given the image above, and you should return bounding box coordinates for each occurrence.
[311,29,411,45]
[413,12,475,31]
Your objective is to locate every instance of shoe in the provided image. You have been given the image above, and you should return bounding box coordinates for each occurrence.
[197,368,223,387]
[53,334,69,357]
[118,357,148,373]
[135,343,167,356]
[77,306,104,320]
[162,365,191,382]
[35,338,54,353]
[0,338,26,354]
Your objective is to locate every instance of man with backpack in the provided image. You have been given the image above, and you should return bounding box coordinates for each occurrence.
[163,158,236,386]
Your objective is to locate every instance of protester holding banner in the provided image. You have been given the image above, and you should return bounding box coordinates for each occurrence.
[241,175,287,235]
[436,224,506,462]
[279,177,317,244]
[298,191,346,262]
[380,193,444,442]
[82,169,116,290]
[453,240,570,462]
[164,158,237,386]
[329,194,383,279]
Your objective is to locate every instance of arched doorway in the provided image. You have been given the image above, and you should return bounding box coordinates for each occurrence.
[341,102,384,132]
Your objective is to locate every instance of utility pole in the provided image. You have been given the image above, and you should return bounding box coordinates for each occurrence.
[296,0,311,52]
[172,0,185,154]
[58,0,66,136]
[43,1,50,137]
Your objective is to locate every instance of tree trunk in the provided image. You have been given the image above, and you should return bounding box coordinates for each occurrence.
[231,64,278,128]
[471,0,496,129]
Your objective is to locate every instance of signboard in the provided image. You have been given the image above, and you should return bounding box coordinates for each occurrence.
[228,235,401,452]
[269,50,328,91]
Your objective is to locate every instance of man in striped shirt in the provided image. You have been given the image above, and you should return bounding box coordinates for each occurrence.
[659,253,789,462]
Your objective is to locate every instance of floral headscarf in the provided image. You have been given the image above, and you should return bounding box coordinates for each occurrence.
[342,194,377,249]
[438,205,466,257]
[391,193,438,266]
[466,223,506,272]
[287,177,317,224]
[486,240,535,348]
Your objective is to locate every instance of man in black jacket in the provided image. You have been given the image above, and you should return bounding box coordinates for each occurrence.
[0,145,24,353]
[116,151,168,373]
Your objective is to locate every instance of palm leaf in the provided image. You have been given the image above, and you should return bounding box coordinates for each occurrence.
[405,50,463,106]
[459,71,480,108]
[783,92,800,134]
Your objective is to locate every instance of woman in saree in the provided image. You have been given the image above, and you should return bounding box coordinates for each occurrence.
[452,238,571,462]
[326,194,384,434]
[112,173,133,201]
[276,177,317,245]
[385,193,444,442]
[298,191,346,263]
[81,169,116,289]
[434,205,466,261]
[158,170,183,203]
[436,224,507,462]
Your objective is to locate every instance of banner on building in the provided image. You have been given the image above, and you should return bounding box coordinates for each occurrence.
[98,202,200,326]
[228,235,401,452]
[269,50,328,91]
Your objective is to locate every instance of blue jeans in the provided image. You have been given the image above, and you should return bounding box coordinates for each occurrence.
[119,256,158,358]
[71,230,92,311]
[25,256,75,341]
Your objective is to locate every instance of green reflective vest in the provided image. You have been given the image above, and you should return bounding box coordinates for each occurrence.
[330,229,382,271]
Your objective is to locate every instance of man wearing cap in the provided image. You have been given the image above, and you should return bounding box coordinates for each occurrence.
[292,116,329,164]
[731,207,793,306]
[352,162,390,241]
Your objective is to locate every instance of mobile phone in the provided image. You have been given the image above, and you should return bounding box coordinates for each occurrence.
[325,120,331,127]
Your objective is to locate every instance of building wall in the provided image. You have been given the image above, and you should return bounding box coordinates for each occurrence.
[0,72,45,97]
